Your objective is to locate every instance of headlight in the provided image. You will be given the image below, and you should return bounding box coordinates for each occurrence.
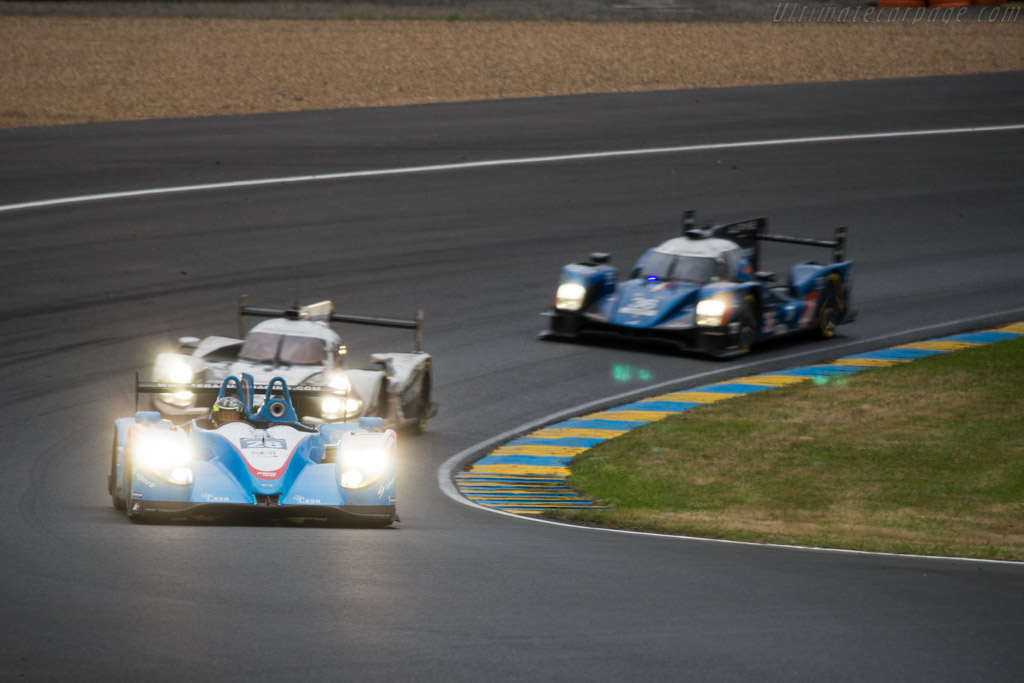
[555,282,587,311]
[167,362,194,384]
[327,373,351,391]
[135,432,194,486]
[322,396,363,420]
[337,446,390,489]
[696,298,728,327]
[155,359,195,406]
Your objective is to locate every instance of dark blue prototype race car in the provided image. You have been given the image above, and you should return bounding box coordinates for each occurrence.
[109,374,399,526]
[540,212,855,357]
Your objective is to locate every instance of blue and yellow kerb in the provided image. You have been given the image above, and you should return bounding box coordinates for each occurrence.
[455,322,1024,515]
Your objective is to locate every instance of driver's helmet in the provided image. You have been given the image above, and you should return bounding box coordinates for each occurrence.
[211,396,244,425]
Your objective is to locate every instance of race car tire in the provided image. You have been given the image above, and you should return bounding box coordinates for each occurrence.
[410,367,432,435]
[738,297,757,354]
[122,443,145,521]
[110,430,126,511]
[816,277,842,340]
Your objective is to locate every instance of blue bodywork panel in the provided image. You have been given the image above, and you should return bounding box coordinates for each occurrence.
[110,375,399,525]
[543,215,855,356]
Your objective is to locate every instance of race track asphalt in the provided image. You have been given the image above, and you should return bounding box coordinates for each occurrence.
[1,71,1023,681]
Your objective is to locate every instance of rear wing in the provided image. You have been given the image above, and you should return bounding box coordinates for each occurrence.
[134,373,342,412]
[238,295,424,352]
[682,210,847,271]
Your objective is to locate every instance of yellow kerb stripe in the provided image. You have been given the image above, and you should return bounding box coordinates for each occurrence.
[468,464,572,476]
[460,488,573,495]
[732,374,812,386]
[580,410,674,422]
[993,322,1024,334]
[895,341,983,352]
[490,445,588,456]
[530,427,629,439]
[654,391,740,403]
[829,358,911,368]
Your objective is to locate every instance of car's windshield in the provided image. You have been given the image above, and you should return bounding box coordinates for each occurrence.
[239,333,327,365]
[279,335,327,364]
[640,252,722,284]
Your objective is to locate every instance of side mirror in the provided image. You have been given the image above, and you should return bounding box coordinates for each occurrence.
[177,336,200,352]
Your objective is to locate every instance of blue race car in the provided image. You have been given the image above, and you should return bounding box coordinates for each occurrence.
[109,374,399,526]
[540,211,855,357]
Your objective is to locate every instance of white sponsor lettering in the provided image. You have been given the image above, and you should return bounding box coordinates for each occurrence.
[200,493,230,502]
[377,477,396,498]
[620,295,659,317]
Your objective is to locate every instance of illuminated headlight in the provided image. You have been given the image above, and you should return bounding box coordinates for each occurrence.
[337,446,389,489]
[327,374,351,392]
[555,282,587,311]
[156,361,195,406]
[136,432,194,486]
[696,298,728,327]
[167,362,194,384]
[322,396,363,420]
[158,390,194,407]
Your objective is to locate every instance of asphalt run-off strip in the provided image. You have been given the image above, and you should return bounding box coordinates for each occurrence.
[455,321,1024,515]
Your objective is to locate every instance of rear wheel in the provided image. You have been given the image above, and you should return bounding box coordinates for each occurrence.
[816,278,842,339]
[410,368,432,435]
[737,297,757,354]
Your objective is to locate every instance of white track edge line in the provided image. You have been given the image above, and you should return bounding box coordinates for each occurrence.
[438,307,1024,566]
[2,123,1022,214]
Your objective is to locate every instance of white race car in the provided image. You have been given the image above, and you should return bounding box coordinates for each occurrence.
[145,298,435,432]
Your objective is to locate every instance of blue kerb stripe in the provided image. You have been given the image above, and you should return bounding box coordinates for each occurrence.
[477,501,602,507]
[475,454,575,467]
[860,348,944,360]
[690,383,774,394]
[506,436,606,448]
[622,401,704,411]
[471,493,593,499]
[841,351,909,361]
[492,502,609,508]
[561,418,651,430]
[470,492,589,499]
[941,331,1020,343]
[775,365,869,377]
[461,485,579,492]
[457,477,567,484]
[605,403,680,413]
[614,401,704,411]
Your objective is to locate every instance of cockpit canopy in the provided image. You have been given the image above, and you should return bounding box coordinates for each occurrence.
[638,236,747,284]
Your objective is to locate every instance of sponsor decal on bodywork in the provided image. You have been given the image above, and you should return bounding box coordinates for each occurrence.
[199,493,230,502]
[619,294,660,317]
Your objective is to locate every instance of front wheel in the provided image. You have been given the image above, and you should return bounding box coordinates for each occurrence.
[110,430,125,511]
[122,444,144,521]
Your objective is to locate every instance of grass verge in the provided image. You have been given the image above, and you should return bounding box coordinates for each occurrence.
[547,337,1024,561]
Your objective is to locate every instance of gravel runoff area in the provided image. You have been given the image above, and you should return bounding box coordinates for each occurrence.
[0,1,1021,128]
